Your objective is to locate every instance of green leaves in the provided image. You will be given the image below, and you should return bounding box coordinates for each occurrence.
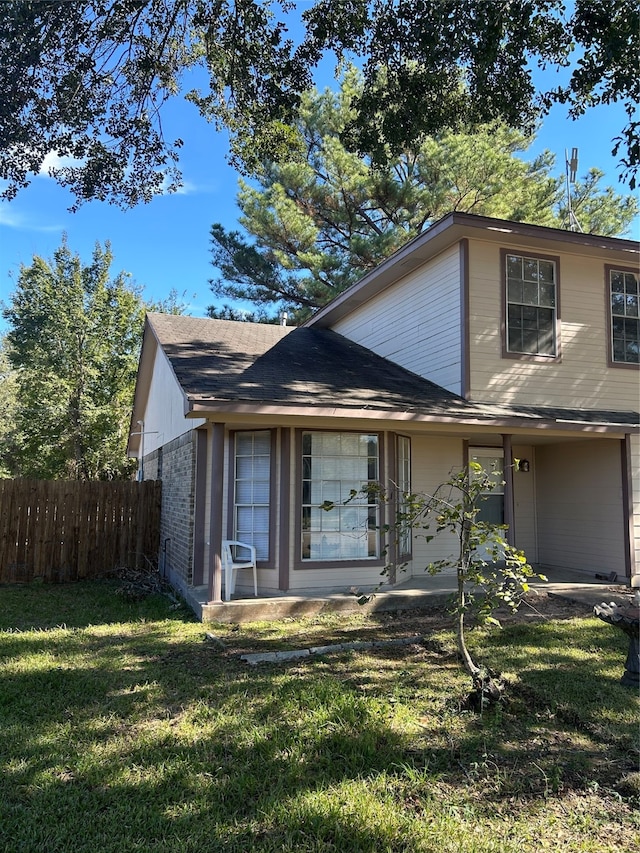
[209,71,636,319]
[1,2,637,206]
[2,239,147,479]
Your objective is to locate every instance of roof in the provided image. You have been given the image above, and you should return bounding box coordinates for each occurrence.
[145,313,639,431]
[306,211,640,329]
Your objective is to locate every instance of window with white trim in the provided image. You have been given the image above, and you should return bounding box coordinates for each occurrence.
[234,430,270,560]
[609,268,639,364]
[505,253,557,356]
[301,432,379,561]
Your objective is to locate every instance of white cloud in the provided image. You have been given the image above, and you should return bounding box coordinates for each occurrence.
[0,203,60,233]
[161,176,197,195]
[38,151,84,175]
[0,206,24,228]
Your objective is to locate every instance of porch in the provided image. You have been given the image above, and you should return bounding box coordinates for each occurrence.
[185,565,633,624]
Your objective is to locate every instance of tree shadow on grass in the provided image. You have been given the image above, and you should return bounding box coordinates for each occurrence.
[1,592,638,852]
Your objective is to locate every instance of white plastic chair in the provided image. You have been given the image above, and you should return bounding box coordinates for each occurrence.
[221,540,258,601]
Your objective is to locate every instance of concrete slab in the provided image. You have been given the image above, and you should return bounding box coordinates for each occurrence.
[187,566,634,625]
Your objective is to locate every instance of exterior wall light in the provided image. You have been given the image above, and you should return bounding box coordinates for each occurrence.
[517,459,530,472]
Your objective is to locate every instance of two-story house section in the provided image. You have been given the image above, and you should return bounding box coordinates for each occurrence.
[129,214,638,616]
[307,213,639,582]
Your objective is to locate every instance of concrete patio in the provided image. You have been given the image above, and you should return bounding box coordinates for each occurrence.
[185,566,634,624]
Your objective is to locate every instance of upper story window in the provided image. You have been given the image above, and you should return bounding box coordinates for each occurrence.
[609,267,639,365]
[504,252,558,357]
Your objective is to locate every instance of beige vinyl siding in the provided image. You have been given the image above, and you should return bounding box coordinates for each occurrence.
[403,435,464,579]
[512,444,537,562]
[536,439,625,574]
[630,434,640,578]
[468,240,640,411]
[331,244,463,395]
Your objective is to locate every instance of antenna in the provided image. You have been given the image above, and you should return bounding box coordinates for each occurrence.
[564,147,583,232]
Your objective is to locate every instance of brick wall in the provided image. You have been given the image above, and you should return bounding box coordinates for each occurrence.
[144,431,196,590]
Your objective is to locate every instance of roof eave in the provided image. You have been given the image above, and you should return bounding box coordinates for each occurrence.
[185,398,639,434]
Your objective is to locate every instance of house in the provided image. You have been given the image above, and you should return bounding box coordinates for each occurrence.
[127,213,640,618]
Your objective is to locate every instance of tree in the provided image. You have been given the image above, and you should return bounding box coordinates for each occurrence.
[337,462,545,708]
[206,304,280,323]
[209,73,638,319]
[393,464,543,690]
[2,239,147,480]
[0,339,22,478]
[0,1,637,207]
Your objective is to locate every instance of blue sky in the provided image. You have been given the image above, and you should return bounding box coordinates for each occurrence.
[1,59,638,334]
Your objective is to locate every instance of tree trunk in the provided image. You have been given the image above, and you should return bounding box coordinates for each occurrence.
[456,574,480,678]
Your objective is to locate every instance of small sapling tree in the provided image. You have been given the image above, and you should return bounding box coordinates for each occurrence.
[327,461,546,708]
[395,462,545,706]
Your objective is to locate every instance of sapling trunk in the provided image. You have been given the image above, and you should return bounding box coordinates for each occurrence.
[457,574,480,678]
[457,511,480,678]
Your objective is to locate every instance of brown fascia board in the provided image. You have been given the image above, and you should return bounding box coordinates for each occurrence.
[185,399,639,435]
[306,212,640,329]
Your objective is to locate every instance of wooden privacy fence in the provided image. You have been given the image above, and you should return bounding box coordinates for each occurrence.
[0,479,162,583]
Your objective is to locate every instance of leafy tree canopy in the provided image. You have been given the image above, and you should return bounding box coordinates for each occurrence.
[209,72,639,319]
[2,239,155,479]
[0,0,637,207]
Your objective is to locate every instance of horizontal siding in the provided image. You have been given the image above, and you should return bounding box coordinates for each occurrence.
[512,444,537,562]
[468,240,640,411]
[332,244,463,394]
[630,434,640,577]
[536,439,625,573]
[403,435,464,579]
[144,349,204,454]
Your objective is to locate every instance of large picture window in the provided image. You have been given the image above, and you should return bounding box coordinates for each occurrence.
[609,267,639,364]
[301,432,379,561]
[234,431,271,560]
[505,253,557,356]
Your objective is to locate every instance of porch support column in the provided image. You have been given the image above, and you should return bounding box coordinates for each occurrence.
[278,428,291,591]
[386,432,398,585]
[502,434,515,546]
[192,428,208,587]
[207,422,225,604]
[621,434,635,579]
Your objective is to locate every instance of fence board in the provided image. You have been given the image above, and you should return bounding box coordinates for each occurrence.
[0,480,162,584]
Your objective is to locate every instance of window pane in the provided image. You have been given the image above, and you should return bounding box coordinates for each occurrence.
[523,258,538,281]
[508,280,523,303]
[522,281,538,305]
[507,255,522,278]
[611,293,626,315]
[252,480,270,504]
[539,282,555,307]
[236,482,253,503]
[610,271,624,292]
[625,273,638,295]
[538,261,554,282]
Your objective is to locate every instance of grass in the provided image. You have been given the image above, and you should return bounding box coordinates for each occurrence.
[0,580,638,853]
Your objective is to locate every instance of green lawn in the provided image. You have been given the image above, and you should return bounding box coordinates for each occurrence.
[0,581,638,853]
